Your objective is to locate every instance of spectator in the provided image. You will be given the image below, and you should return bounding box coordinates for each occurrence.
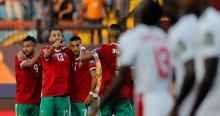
[0,0,6,20]
[22,0,35,20]
[34,0,50,42]
[34,0,49,27]
[83,0,106,45]
[53,0,74,21]
[5,0,23,21]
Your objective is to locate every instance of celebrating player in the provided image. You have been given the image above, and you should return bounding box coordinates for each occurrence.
[15,36,42,116]
[69,36,97,116]
[166,0,198,115]
[79,24,132,116]
[189,0,220,115]
[40,28,73,116]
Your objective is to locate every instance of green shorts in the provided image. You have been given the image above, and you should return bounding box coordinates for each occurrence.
[71,103,89,116]
[98,98,133,116]
[131,103,135,115]
[15,104,40,116]
[40,96,71,116]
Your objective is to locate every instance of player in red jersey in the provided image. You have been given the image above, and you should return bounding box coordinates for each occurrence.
[69,36,97,116]
[15,36,42,116]
[79,24,132,116]
[40,29,73,116]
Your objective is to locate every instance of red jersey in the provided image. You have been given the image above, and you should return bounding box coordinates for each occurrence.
[70,58,96,103]
[127,69,134,103]
[93,43,130,98]
[15,57,42,104]
[40,46,73,97]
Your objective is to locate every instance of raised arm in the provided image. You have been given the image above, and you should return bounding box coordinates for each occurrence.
[44,41,62,59]
[20,51,41,68]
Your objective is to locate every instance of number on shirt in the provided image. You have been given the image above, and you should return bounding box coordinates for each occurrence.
[82,109,87,116]
[154,47,171,79]
[33,64,38,73]
[55,53,64,61]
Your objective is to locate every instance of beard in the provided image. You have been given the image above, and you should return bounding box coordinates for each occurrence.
[25,51,34,58]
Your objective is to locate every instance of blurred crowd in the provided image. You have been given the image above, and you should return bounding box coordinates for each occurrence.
[0,0,127,22]
[0,0,131,46]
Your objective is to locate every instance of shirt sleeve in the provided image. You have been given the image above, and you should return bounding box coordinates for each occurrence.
[40,47,50,61]
[198,26,220,58]
[169,29,195,66]
[92,46,104,59]
[15,57,26,69]
[118,32,138,66]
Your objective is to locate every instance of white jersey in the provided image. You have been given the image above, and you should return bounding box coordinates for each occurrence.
[119,24,173,116]
[168,14,198,116]
[195,7,220,116]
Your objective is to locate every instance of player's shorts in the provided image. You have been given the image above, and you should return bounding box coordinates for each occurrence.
[15,104,40,116]
[71,103,89,116]
[131,103,135,115]
[40,96,71,116]
[98,97,133,116]
[136,92,174,116]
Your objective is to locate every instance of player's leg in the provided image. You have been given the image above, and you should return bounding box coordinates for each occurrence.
[15,104,29,116]
[40,96,54,116]
[30,104,40,116]
[55,96,71,116]
[71,103,88,116]
[98,97,113,116]
[113,98,133,116]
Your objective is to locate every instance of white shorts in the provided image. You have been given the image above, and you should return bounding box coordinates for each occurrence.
[135,92,174,116]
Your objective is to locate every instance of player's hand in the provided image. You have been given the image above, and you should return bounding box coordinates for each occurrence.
[18,50,26,61]
[170,107,179,116]
[52,40,62,48]
[89,104,98,116]
[84,94,93,106]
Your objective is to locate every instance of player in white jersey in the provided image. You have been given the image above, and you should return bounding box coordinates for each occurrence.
[189,0,220,116]
[89,1,173,116]
[165,0,199,115]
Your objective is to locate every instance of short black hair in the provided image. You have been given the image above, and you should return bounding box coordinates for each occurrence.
[70,36,81,42]
[109,24,122,36]
[109,24,122,31]
[49,28,63,34]
[135,0,162,25]
[23,35,36,44]
[49,28,64,37]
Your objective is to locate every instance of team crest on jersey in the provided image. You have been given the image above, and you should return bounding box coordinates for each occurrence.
[63,52,67,56]
[203,33,214,45]
[175,41,185,58]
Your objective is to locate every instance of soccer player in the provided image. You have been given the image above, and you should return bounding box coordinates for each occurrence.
[90,1,174,116]
[40,29,73,116]
[189,0,220,115]
[79,24,132,116]
[166,0,198,115]
[69,36,97,116]
[15,36,42,116]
